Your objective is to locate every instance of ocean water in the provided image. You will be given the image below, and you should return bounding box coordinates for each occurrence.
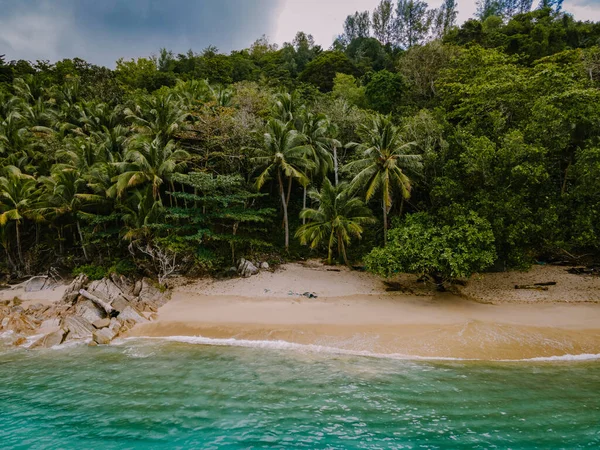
[1,338,599,449]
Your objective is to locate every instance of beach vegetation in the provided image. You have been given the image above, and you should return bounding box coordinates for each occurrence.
[1,5,600,282]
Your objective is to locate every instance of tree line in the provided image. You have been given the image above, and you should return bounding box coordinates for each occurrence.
[1,2,600,283]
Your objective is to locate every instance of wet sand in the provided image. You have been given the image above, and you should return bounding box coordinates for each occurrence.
[129,263,600,360]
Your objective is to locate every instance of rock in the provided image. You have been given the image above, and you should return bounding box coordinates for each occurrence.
[87,278,131,304]
[238,259,259,278]
[1,317,9,329]
[260,262,269,270]
[92,327,116,345]
[62,273,88,303]
[92,318,111,329]
[62,316,95,340]
[30,328,66,348]
[27,303,44,312]
[109,318,122,333]
[39,318,61,331]
[12,337,27,346]
[25,276,49,292]
[139,278,167,307]
[111,296,134,313]
[302,292,318,299]
[118,306,148,324]
[75,299,106,323]
[133,280,143,297]
[110,273,134,296]
[5,313,39,334]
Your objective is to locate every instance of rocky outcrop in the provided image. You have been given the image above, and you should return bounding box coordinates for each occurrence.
[238,258,259,278]
[0,276,170,348]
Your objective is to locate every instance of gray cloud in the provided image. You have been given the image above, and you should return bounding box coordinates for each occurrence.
[0,0,284,67]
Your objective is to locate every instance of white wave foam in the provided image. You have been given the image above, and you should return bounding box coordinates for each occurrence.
[127,335,600,363]
[516,353,600,362]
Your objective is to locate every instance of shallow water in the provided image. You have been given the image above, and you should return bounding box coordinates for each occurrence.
[1,338,599,449]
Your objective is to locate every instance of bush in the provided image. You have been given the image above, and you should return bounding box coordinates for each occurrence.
[365,211,497,280]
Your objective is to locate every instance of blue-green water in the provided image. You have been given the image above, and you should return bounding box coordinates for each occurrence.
[1,338,599,449]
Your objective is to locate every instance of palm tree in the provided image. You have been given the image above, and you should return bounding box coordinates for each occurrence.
[299,112,338,221]
[120,187,164,242]
[40,167,104,260]
[296,179,375,265]
[252,119,313,249]
[113,137,189,201]
[125,93,188,143]
[0,166,39,265]
[346,115,422,244]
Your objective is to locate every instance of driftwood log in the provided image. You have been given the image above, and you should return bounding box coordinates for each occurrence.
[515,284,549,291]
[79,289,116,316]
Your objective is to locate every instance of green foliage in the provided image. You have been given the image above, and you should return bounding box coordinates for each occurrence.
[72,259,136,280]
[296,179,375,265]
[365,211,496,279]
[365,70,406,113]
[299,51,357,92]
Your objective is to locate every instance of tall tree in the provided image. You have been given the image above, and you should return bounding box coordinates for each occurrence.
[252,119,313,249]
[0,166,38,266]
[296,179,375,265]
[342,11,372,44]
[431,0,458,38]
[346,115,422,244]
[395,0,432,48]
[372,0,396,45]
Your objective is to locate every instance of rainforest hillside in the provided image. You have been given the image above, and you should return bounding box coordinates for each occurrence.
[1,3,599,282]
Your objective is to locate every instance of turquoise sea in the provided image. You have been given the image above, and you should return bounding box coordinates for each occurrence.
[1,337,599,449]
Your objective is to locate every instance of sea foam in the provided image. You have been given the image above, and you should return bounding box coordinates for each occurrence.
[127,335,600,362]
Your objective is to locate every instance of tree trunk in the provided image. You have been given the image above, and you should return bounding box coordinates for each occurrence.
[382,199,388,246]
[333,145,339,186]
[302,185,307,225]
[327,230,335,265]
[278,170,289,250]
[339,233,349,267]
[286,176,292,208]
[76,219,89,261]
[15,221,23,266]
[561,161,571,196]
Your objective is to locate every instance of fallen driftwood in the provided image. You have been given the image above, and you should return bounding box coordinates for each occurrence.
[515,284,549,291]
[534,282,557,286]
[79,289,116,316]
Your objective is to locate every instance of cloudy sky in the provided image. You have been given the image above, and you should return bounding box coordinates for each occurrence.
[1,0,599,67]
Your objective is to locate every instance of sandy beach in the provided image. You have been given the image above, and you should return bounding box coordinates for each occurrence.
[128,262,600,360]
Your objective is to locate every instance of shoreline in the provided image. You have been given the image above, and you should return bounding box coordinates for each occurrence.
[3,262,600,360]
[126,262,600,361]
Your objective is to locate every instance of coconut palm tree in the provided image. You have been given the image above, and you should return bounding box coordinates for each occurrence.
[113,137,189,201]
[299,112,338,220]
[296,179,375,265]
[0,166,39,265]
[125,93,188,143]
[40,167,105,260]
[346,115,422,244]
[252,119,313,249]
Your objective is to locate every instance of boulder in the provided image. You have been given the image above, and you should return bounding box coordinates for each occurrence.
[62,273,88,303]
[260,262,269,270]
[39,318,61,331]
[62,316,95,340]
[30,328,66,348]
[118,306,148,324]
[139,278,167,307]
[75,299,106,323]
[238,259,259,278]
[25,276,49,292]
[133,280,143,297]
[109,317,122,333]
[92,318,111,329]
[4,313,39,334]
[1,317,9,329]
[111,295,134,313]
[92,327,116,345]
[87,278,130,303]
